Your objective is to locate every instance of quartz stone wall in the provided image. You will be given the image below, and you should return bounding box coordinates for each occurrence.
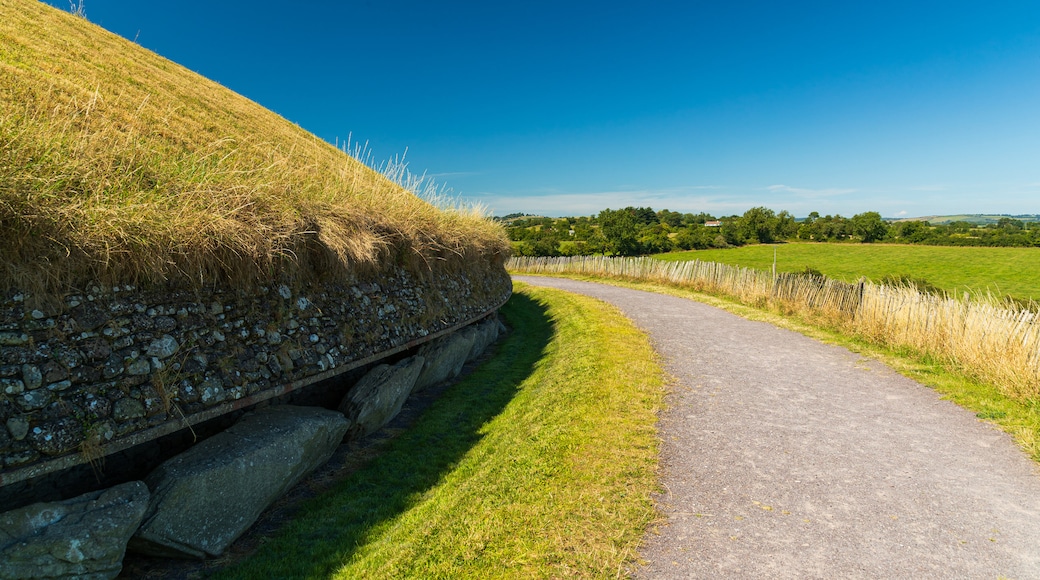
[0,261,511,484]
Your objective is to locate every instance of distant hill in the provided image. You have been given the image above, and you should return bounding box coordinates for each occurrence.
[890,214,1040,225]
[494,214,550,223]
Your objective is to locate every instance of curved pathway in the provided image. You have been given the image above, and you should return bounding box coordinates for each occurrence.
[514,276,1040,579]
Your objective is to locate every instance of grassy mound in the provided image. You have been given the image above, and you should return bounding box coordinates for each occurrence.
[0,0,508,295]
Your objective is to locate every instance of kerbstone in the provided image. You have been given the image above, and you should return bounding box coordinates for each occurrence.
[338,356,424,438]
[0,481,149,580]
[413,331,476,392]
[465,317,501,362]
[129,405,349,559]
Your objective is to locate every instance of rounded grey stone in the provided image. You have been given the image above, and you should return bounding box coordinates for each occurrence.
[17,389,51,411]
[126,358,151,376]
[45,379,72,392]
[0,481,149,579]
[145,335,179,359]
[2,378,24,395]
[129,406,348,559]
[0,332,28,346]
[6,417,29,441]
[113,397,146,422]
[27,417,82,456]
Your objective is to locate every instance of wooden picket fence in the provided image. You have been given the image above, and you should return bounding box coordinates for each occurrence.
[509,255,1040,400]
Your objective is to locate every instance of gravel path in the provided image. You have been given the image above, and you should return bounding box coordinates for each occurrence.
[514,276,1040,580]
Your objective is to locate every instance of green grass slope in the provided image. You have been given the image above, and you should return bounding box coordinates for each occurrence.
[217,284,664,578]
[0,0,508,295]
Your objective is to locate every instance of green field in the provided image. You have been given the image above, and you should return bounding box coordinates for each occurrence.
[655,243,1040,300]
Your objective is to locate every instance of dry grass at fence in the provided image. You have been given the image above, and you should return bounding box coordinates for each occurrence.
[509,256,1040,402]
[0,0,508,297]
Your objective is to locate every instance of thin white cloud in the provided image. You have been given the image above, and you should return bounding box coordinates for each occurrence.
[894,210,908,217]
[766,184,857,197]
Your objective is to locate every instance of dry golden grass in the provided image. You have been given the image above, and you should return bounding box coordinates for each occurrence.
[856,288,1040,400]
[0,0,508,296]
[510,256,1040,402]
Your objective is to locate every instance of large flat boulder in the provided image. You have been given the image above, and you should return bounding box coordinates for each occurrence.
[465,316,501,362]
[338,355,424,438]
[0,481,149,580]
[129,405,349,559]
[413,330,476,392]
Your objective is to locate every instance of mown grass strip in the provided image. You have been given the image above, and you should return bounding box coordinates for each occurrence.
[217,284,665,579]
[514,272,1040,464]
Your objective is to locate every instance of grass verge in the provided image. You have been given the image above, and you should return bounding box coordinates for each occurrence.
[513,272,1040,464]
[216,283,665,579]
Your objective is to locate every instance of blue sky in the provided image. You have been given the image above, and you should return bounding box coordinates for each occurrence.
[48,1,1040,218]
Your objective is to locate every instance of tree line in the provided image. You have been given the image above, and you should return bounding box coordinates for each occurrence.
[503,207,1040,257]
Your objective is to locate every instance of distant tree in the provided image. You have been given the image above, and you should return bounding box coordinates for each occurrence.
[673,225,714,250]
[797,221,819,241]
[638,223,674,254]
[891,220,931,243]
[689,212,716,225]
[516,227,562,256]
[631,206,658,225]
[850,211,889,243]
[656,209,684,228]
[819,214,852,240]
[507,227,529,242]
[720,218,744,246]
[775,210,799,239]
[585,230,609,254]
[737,207,778,243]
[996,217,1025,231]
[598,208,642,256]
[572,221,594,240]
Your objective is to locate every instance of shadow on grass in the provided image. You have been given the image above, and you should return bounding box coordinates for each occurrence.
[216,290,554,579]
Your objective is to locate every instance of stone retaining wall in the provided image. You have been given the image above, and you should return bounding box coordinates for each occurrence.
[0,261,511,500]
